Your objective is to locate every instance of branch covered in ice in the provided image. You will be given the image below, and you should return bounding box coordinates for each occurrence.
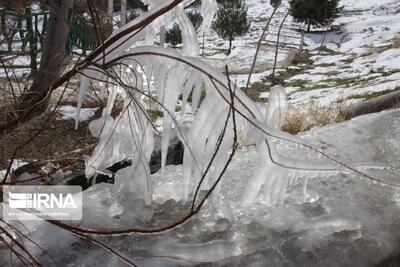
[72,0,399,221]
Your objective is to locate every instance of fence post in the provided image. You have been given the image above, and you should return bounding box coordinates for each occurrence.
[26,7,38,70]
[34,13,40,49]
[41,11,48,47]
[121,0,127,25]
[17,10,25,41]
[0,9,5,36]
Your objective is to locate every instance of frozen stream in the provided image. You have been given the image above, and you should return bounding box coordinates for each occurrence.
[1,108,400,266]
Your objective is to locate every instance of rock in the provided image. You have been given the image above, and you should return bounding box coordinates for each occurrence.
[65,160,131,189]
[149,135,184,174]
[64,136,184,189]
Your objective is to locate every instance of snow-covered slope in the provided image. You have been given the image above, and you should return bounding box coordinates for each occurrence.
[202,0,302,77]
[200,0,400,106]
[283,0,400,106]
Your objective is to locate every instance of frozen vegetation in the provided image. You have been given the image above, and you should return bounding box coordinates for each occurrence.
[2,108,400,266]
[1,0,400,266]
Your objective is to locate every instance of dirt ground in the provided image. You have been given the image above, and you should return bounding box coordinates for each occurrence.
[0,106,98,173]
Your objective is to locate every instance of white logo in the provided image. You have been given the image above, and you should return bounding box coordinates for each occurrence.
[8,192,77,209]
[3,186,82,221]
[8,192,33,208]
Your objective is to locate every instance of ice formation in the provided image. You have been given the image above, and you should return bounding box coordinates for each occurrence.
[200,0,218,33]
[75,0,390,210]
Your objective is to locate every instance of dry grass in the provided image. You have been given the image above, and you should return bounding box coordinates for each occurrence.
[243,81,268,102]
[0,77,127,177]
[392,37,400,49]
[0,111,97,170]
[291,51,313,65]
[282,103,346,135]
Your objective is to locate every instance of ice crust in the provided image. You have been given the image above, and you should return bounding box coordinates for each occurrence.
[2,109,400,266]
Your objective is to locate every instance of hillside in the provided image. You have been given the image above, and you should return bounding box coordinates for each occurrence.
[201,0,400,107]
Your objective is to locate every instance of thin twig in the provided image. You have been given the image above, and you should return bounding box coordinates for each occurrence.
[245,6,278,92]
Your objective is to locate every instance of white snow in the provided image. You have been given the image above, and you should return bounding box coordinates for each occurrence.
[0,159,29,182]
[57,105,98,122]
[274,0,400,107]
[10,159,29,171]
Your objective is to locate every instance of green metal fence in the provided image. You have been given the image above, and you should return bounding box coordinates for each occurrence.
[0,7,100,70]
[0,8,48,70]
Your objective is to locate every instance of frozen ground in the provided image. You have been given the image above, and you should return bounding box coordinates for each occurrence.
[201,0,302,77]
[280,0,400,107]
[1,108,400,266]
[200,0,400,106]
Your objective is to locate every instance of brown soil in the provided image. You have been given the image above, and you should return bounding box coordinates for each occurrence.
[0,110,98,171]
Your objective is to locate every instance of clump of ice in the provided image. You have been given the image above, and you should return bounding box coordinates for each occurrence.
[57,105,98,122]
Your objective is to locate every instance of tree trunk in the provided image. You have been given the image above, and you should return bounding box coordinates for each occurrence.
[108,0,113,17]
[307,21,311,32]
[271,9,290,82]
[1,0,186,135]
[159,25,166,46]
[0,9,6,35]
[121,0,127,25]
[202,32,205,57]
[12,0,73,123]
[342,90,400,119]
[228,37,232,55]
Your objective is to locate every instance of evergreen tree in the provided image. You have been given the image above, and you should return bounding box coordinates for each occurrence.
[289,0,342,32]
[270,0,282,9]
[212,0,250,55]
[165,12,203,48]
[165,23,182,48]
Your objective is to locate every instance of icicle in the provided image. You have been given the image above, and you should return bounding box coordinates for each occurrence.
[176,4,200,57]
[75,72,91,129]
[241,141,272,206]
[160,65,189,177]
[303,178,309,197]
[191,81,203,112]
[88,85,118,138]
[180,71,198,117]
[265,85,287,129]
[200,0,218,33]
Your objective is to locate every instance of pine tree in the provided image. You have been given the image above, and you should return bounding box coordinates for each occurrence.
[165,23,182,48]
[212,0,250,55]
[289,0,342,32]
[165,12,203,48]
[270,0,282,9]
